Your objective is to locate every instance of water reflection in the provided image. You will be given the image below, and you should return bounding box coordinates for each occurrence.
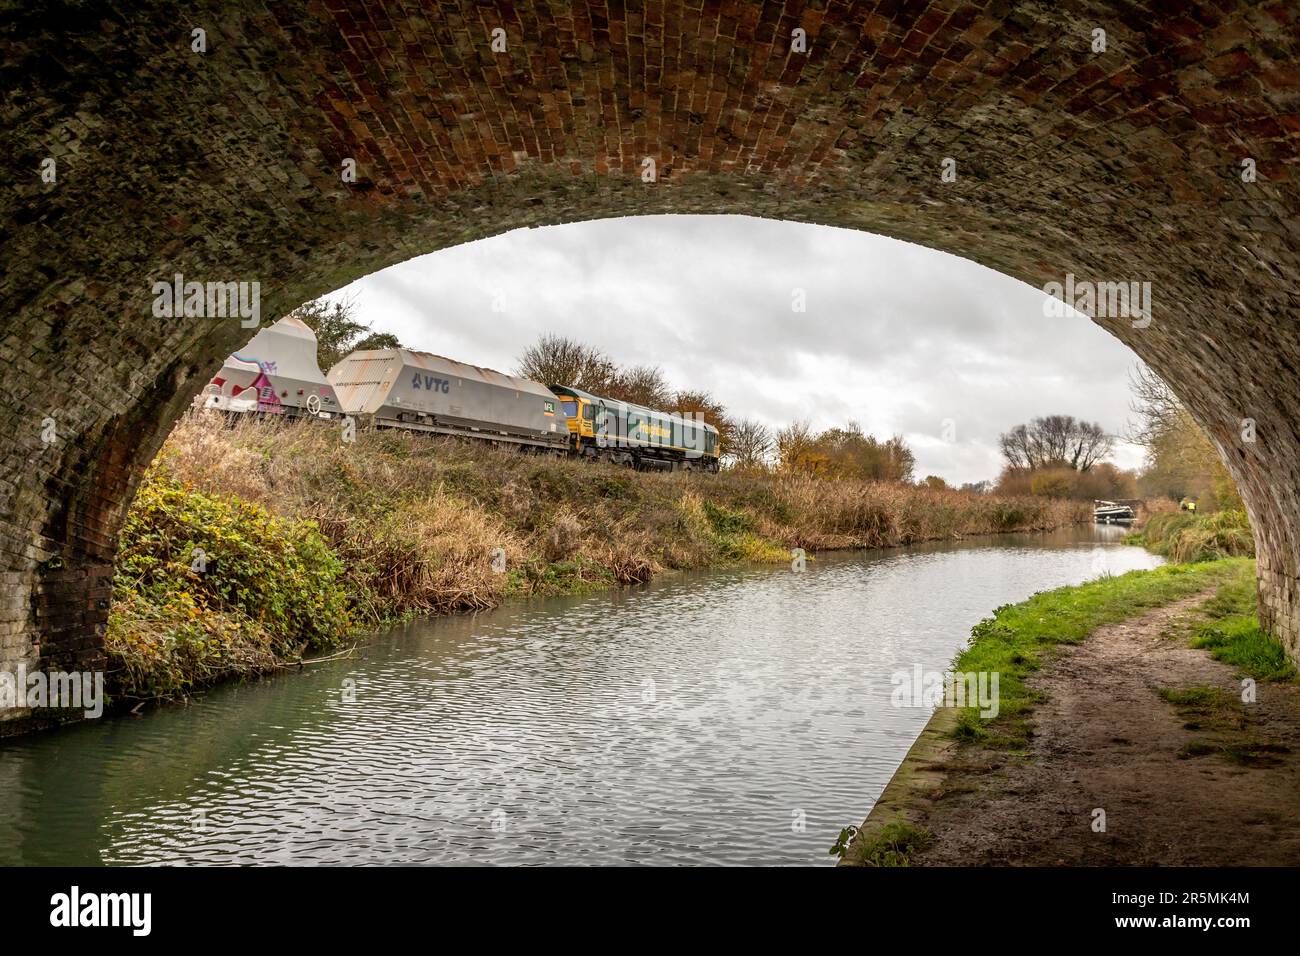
[0,524,1158,866]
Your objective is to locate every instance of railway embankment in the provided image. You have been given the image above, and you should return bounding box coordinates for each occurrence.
[107,413,1087,704]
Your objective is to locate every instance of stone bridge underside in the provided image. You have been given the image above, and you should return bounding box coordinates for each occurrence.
[2,1,1298,709]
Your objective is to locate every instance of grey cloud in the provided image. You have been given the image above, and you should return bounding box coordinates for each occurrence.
[323,215,1143,485]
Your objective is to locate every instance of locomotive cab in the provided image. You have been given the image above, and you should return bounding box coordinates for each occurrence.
[551,385,597,447]
[549,382,719,471]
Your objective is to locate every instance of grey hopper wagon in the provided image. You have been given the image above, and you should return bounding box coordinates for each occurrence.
[328,348,570,450]
[199,317,343,419]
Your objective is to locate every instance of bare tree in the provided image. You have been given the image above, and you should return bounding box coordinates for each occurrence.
[775,420,915,482]
[1067,419,1112,471]
[775,420,816,472]
[1127,363,1182,449]
[607,363,672,408]
[515,334,616,392]
[999,423,1037,470]
[1126,362,1241,508]
[998,415,1113,471]
[727,418,773,469]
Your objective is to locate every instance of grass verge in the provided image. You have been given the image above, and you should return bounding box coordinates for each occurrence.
[1190,564,1298,682]
[950,559,1252,749]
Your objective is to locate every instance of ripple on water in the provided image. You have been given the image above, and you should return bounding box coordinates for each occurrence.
[0,525,1160,865]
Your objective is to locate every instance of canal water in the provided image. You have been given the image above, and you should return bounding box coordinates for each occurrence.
[0,524,1160,866]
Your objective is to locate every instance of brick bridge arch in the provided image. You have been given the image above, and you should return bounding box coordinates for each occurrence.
[2,1,1298,710]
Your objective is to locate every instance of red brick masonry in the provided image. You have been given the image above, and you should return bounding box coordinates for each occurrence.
[2,2,1297,727]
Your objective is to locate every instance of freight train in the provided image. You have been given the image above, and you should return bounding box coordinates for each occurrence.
[201,318,721,472]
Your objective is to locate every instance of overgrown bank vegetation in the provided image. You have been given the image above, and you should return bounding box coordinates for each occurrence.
[1125,508,1255,563]
[109,474,353,700]
[107,414,1087,703]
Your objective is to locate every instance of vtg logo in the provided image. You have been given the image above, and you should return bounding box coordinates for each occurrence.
[410,372,450,393]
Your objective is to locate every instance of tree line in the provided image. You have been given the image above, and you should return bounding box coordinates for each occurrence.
[993,414,1136,501]
[285,299,1238,507]
[989,367,1243,511]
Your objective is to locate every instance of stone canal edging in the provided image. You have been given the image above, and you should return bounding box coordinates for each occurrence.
[838,706,959,867]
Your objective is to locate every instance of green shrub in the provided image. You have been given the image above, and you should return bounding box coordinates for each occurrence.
[107,591,281,701]
[108,469,352,699]
[702,500,752,534]
[116,471,351,650]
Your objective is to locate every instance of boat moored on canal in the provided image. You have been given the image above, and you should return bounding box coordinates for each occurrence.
[1094,500,1136,523]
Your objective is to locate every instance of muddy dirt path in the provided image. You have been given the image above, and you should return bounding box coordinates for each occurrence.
[911,591,1300,865]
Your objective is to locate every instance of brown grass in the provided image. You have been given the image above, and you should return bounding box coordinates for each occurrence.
[151,412,1087,622]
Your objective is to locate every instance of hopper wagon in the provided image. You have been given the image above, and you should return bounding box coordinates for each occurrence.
[327,348,570,451]
[200,317,343,419]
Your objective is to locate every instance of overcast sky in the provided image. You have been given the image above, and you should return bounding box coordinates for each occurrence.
[320,214,1145,485]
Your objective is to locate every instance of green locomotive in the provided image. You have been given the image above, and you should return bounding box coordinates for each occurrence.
[549,385,720,472]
